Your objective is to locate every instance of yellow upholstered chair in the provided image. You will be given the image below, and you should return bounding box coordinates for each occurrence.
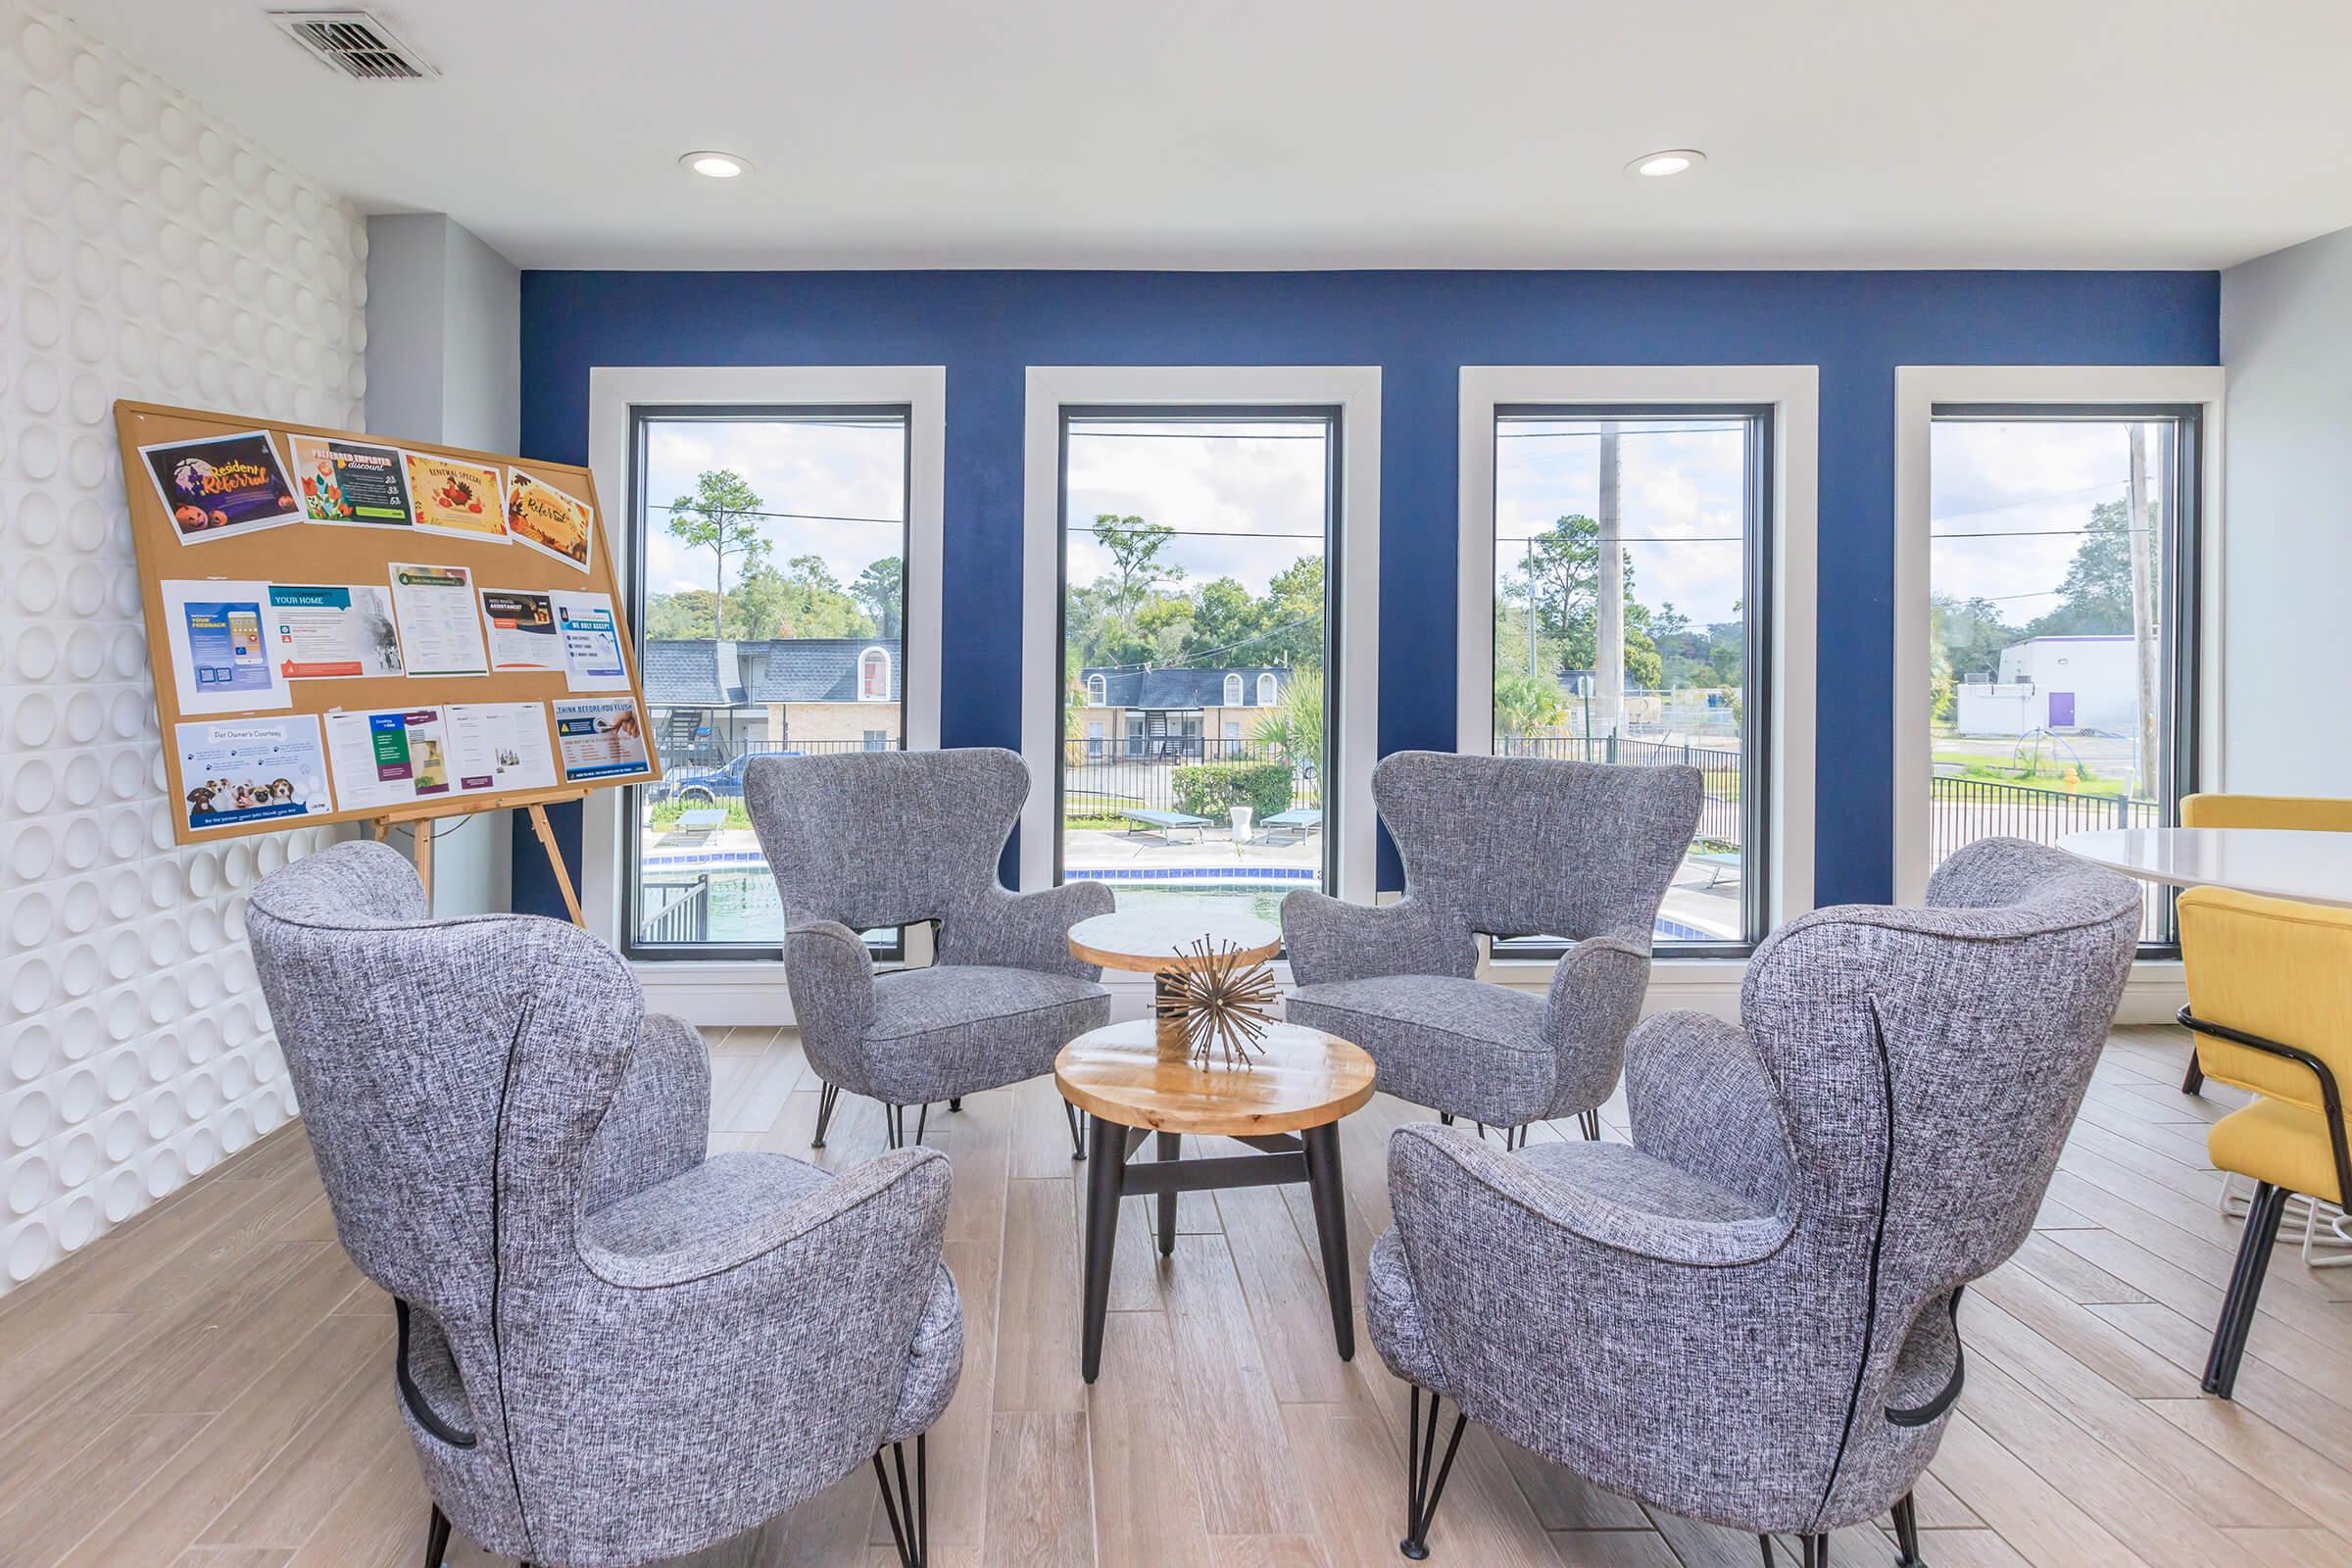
[2177,793,2352,1095]
[2177,886,2352,1397]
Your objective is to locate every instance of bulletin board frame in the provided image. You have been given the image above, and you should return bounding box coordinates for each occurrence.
[114,400,661,901]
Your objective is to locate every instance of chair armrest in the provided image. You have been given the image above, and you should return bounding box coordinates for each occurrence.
[1389,1121,1791,1269]
[1541,937,1653,1115]
[583,1147,951,1290]
[939,880,1115,978]
[1622,1009,1797,1219]
[785,916,876,1085]
[882,1261,965,1445]
[1280,892,1470,986]
[584,1012,711,1215]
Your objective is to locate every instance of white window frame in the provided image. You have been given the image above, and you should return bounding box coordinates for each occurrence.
[1224,672,1245,707]
[1087,673,1107,706]
[585,366,947,1020]
[1458,367,1819,1010]
[1023,366,1381,905]
[1257,672,1278,707]
[1892,367,2223,1021]
[1891,367,2226,899]
[858,645,892,702]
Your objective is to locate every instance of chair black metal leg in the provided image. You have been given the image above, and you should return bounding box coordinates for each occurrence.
[886,1103,905,1151]
[811,1082,841,1149]
[1301,1120,1354,1360]
[915,1102,930,1145]
[422,1503,451,1568]
[873,1434,928,1567]
[1065,1099,1088,1160]
[1156,1131,1181,1255]
[1759,1538,1777,1568]
[1892,1492,1925,1566]
[2181,1055,2206,1095]
[1438,1111,1455,1127]
[2204,1180,2290,1397]
[1806,1536,1829,1568]
[949,1097,962,1111]
[1080,1112,1126,1382]
[1399,1384,1467,1559]
[1579,1107,1601,1140]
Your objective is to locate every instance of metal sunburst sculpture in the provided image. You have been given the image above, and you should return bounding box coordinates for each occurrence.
[1156,937,1280,1069]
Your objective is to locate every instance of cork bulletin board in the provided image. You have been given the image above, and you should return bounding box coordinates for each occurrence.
[114,400,661,871]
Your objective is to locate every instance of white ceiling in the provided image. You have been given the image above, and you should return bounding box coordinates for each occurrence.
[57,0,2352,270]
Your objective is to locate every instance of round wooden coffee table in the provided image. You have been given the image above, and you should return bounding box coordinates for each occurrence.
[1055,1018,1375,1384]
[1067,906,1282,974]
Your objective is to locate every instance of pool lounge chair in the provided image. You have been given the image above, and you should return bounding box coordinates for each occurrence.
[1121,808,1212,844]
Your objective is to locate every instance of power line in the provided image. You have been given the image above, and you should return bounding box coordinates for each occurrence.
[1068,428,1331,440]
[1928,478,2127,522]
[1933,524,2154,541]
[649,500,906,528]
[1071,524,1328,541]
[1075,612,1323,673]
[1495,424,1746,439]
[1498,533,1743,547]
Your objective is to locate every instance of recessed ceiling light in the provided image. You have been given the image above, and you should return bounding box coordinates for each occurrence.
[680,151,750,179]
[1629,149,1705,178]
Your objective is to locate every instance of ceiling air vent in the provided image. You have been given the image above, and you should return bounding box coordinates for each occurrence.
[268,10,438,79]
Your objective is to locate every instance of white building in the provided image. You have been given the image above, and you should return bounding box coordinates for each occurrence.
[1955,634,2140,737]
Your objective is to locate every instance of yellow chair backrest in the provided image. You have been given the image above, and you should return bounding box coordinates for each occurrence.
[2181,793,2352,833]
[2179,886,2352,1112]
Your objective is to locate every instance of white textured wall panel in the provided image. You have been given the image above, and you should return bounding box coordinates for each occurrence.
[0,0,366,1292]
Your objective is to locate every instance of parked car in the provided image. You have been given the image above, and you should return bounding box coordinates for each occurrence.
[659,751,788,807]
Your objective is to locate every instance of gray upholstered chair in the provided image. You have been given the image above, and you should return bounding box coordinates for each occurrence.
[247,841,961,1568]
[1283,751,1703,1145]
[1365,838,2140,1565]
[747,747,1113,1152]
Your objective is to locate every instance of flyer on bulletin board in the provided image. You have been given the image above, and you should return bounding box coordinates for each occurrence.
[506,467,595,574]
[140,430,303,545]
[446,702,559,793]
[403,452,509,541]
[478,587,562,671]
[268,583,406,679]
[161,579,293,715]
[284,433,415,528]
[553,590,630,692]
[174,715,334,832]
[553,698,649,781]
[323,706,454,811]
[387,563,491,676]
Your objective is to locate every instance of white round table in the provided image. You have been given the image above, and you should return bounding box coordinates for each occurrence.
[2057,827,2352,906]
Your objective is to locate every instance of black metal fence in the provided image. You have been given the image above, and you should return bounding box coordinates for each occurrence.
[1063,738,1317,824]
[1498,734,1744,849]
[1929,775,2167,938]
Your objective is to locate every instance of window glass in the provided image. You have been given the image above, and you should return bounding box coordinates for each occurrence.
[1060,411,1337,924]
[1491,410,1767,952]
[628,410,909,955]
[1928,413,2194,944]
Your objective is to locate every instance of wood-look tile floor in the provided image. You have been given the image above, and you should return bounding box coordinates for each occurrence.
[4,1023,2350,1568]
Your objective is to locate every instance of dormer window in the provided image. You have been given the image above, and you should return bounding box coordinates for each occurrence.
[1087,673,1107,707]
[858,646,891,702]
[1223,672,1244,706]
[1257,672,1278,706]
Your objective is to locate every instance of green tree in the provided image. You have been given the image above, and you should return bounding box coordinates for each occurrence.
[853,557,904,639]
[1180,576,1272,665]
[645,589,719,641]
[1091,515,1185,644]
[664,469,770,640]
[1494,669,1565,741]
[2024,499,2151,638]
[1507,513,1657,686]
[1250,668,1325,796]
[1256,556,1328,671]
[768,555,875,639]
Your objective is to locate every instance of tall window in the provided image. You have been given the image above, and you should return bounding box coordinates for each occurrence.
[1490,408,1771,954]
[1927,409,2198,945]
[1058,409,1338,922]
[626,408,910,956]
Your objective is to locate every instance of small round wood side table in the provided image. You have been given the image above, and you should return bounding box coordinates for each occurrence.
[1054,1018,1375,1384]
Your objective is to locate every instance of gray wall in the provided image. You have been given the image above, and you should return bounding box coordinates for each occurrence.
[2220,224,2352,793]
[365,213,522,915]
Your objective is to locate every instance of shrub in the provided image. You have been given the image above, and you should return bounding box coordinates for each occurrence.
[1172,760,1295,822]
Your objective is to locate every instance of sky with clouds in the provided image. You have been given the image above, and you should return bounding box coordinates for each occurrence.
[633,411,2171,651]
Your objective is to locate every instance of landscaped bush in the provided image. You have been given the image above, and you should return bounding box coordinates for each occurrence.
[1172,760,1295,822]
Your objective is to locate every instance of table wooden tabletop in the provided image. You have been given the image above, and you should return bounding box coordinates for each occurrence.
[1054,1019,1375,1138]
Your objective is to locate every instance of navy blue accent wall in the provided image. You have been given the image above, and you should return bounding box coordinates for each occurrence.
[514,269,2217,921]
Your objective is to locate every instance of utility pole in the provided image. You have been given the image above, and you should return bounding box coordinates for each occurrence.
[2126,424,2160,802]
[1597,421,1624,737]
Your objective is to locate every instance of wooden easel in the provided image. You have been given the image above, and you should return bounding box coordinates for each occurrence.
[371,786,589,926]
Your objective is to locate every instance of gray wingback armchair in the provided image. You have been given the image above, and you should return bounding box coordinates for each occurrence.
[746,747,1113,1152]
[247,841,962,1568]
[1283,751,1702,1143]
[1366,838,2140,1565]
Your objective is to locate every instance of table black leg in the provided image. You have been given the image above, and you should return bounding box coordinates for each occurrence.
[1081,1113,1126,1383]
[1155,1131,1181,1255]
[1301,1121,1354,1361]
